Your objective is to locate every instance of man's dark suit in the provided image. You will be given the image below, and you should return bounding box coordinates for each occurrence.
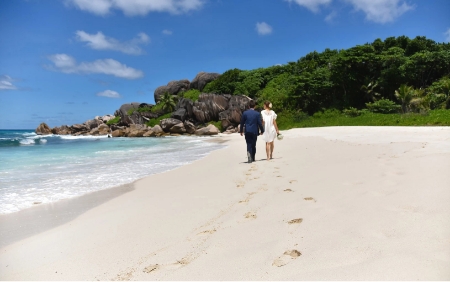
[240,109,264,162]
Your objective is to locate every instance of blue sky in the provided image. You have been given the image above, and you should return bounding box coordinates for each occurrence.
[0,0,449,129]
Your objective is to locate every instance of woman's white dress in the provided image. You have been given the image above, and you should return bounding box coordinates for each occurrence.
[261,110,277,142]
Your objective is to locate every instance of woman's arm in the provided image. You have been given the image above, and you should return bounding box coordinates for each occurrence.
[273,119,279,134]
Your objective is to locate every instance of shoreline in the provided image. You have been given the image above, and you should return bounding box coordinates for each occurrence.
[0,135,229,248]
[1,127,449,280]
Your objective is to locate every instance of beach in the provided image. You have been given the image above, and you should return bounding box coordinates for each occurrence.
[1,127,449,280]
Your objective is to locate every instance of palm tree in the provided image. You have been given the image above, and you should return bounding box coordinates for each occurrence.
[159,92,177,112]
[361,81,380,102]
[395,84,414,113]
[410,88,429,112]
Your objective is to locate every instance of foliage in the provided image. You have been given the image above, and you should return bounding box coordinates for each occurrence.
[145,113,172,127]
[343,107,362,117]
[159,92,177,112]
[395,84,415,113]
[427,76,450,109]
[181,89,201,101]
[150,102,165,113]
[127,108,135,115]
[203,68,242,94]
[365,98,401,114]
[277,109,450,130]
[207,120,223,132]
[136,106,153,113]
[106,116,121,125]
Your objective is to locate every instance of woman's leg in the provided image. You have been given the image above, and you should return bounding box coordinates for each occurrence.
[269,141,274,159]
[265,142,270,160]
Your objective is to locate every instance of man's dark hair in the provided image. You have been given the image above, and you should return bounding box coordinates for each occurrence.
[248,100,256,108]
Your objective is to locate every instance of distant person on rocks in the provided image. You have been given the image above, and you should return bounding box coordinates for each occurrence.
[261,101,280,160]
[240,100,264,163]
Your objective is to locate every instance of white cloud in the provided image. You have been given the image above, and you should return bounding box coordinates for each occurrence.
[445,28,450,42]
[0,75,17,90]
[76,31,150,55]
[66,0,204,16]
[256,22,273,35]
[97,89,121,98]
[285,0,332,13]
[162,29,173,35]
[344,0,414,23]
[324,10,337,23]
[47,54,144,79]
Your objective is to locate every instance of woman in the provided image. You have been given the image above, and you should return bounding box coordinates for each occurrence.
[261,101,280,160]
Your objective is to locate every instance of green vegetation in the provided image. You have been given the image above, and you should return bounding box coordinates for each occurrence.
[207,120,223,132]
[277,109,450,130]
[159,92,177,112]
[145,113,172,127]
[106,116,121,125]
[201,36,449,118]
[181,89,201,101]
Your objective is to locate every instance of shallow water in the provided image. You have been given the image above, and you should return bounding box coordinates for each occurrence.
[0,130,225,214]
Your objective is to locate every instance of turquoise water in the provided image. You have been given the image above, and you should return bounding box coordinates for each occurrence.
[0,130,225,214]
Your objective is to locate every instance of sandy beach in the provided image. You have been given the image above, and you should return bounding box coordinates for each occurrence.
[1,126,449,280]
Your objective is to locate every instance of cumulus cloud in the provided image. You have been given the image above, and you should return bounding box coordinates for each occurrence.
[65,0,204,16]
[76,31,149,55]
[0,75,17,90]
[256,22,273,35]
[47,54,144,79]
[97,89,121,98]
[344,0,414,23]
[285,0,332,13]
[445,28,450,42]
[162,29,173,35]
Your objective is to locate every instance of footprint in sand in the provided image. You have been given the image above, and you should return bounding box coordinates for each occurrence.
[244,212,257,219]
[143,264,160,273]
[197,229,216,236]
[284,189,294,192]
[304,197,316,202]
[289,180,298,184]
[287,218,303,225]
[272,250,302,267]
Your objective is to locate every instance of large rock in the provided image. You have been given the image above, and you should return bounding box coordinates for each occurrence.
[219,107,243,124]
[85,119,103,130]
[229,95,251,112]
[171,108,187,122]
[143,130,156,137]
[114,103,141,126]
[71,123,87,133]
[190,72,221,91]
[101,115,115,123]
[35,123,52,135]
[51,125,71,135]
[127,124,148,137]
[194,124,220,136]
[154,79,190,103]
[175,98,194,119]
[184,121,196,134]
[151,125,164,134]
[160,118,183,132]
[169,122,186,134]
[98,124,110,135]
[192,94,229,123]
[111,129,125,137]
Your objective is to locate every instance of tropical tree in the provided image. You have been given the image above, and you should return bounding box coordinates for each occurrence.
[361,81,381,102]
[395,84,414,113]
[159,92,177,112]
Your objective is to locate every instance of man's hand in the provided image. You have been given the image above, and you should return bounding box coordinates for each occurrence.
[240,132,243,136]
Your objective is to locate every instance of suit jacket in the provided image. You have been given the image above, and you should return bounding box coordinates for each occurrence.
[240,109,264,135]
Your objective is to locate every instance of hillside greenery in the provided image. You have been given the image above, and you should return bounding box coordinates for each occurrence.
[202,36,450,117]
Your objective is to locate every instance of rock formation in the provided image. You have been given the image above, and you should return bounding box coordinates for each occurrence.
[190,72,221,91]
[36,123,52,135]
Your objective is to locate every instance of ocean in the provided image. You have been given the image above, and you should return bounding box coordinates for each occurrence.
[0,129,226,214]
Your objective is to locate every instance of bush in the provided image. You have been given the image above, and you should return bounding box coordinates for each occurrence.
[365,98,401,114]
[145,113,172,127]
[182,89,201,101]
[313,109,341,118]
[106,116,121,125]
[343,107,361,117]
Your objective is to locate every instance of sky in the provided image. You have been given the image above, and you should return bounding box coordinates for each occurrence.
[0,0,449,129]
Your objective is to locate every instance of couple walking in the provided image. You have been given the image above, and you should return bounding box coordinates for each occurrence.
[239,100,280,163]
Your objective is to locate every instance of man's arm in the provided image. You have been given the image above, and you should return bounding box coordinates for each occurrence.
[240,112,246,136]
[257,113,264,135]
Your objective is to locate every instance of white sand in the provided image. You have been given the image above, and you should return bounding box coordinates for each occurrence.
[1,127,449,280]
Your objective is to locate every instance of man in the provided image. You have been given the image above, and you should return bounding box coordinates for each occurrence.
[240,100,264,163]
